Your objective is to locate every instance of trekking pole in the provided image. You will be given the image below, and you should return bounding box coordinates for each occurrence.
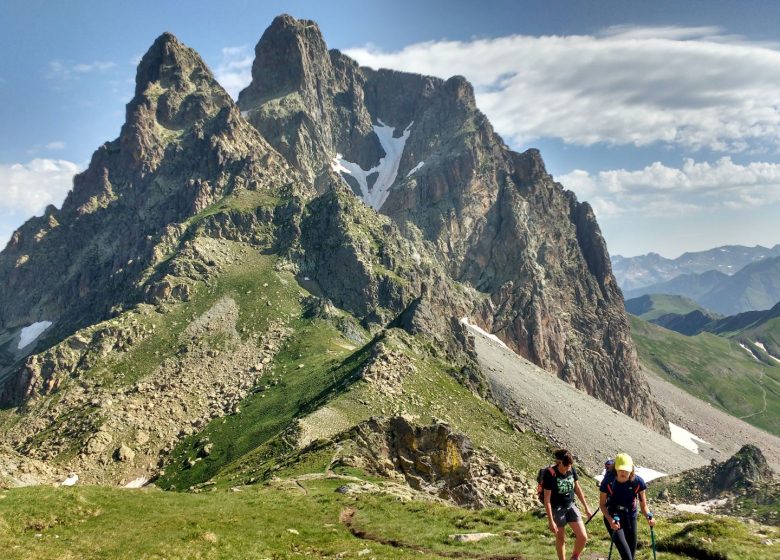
[584,508,600,525]
[650,525,657,560]
[607,514,620,560]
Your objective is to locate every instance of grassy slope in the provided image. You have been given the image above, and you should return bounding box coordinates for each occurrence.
[630,315,780,436]
[626,294,712,321]
[1,482,775,560]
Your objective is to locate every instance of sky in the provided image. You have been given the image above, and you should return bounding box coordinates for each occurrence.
[2,0,780,258]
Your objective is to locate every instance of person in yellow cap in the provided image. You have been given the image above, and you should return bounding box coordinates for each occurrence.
[598,453,656,560]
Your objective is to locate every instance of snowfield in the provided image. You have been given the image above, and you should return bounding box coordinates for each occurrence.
[17,321,52,349]
[332,119,413,211]
[669,422,709,453]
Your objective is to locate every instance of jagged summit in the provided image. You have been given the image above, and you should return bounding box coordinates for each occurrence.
[125,30,232,145]
[238,14,329,106]
[234,14,664,431]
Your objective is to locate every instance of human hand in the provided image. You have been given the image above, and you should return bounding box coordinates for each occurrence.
[610,518,620,531]
[548,520,558,534]
[648,516,656,528]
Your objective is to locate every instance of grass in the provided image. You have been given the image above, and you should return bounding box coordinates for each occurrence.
[2,480,774,559]
[630,315,780,436]
[156,317,372,490]
[626,294,712,321]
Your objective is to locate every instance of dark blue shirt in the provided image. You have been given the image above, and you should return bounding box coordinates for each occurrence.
[600,475,647,516]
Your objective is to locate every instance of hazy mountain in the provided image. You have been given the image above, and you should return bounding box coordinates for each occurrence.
[613,244,780,292]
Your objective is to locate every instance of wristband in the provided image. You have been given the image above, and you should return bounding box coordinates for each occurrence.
[646,512,653,520]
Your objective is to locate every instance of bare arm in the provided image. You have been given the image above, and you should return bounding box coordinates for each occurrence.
[639,490,656,527]
[574,481,591,516]
[600,492,619,530]
[544,489,557,533]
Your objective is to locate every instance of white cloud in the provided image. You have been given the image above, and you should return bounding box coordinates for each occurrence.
[0,159,81,215]
[214,45,253,100]
[559,157,780,218]
[344,27,780,152]
[45,141,66,150]
[46,60,116,81]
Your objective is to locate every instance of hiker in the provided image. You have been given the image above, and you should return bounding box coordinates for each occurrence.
[596,457,616,489]
[542,449,593,560]
[603,457,615,483]
[599,453,656,560]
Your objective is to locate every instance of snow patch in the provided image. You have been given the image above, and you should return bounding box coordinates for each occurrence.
[669,422,709,453]
[753,341,780,363]
[240,110,250,117]
[61,474,78,486]
[635,466,669,483]
[406,161,425,177]
[595,466,668,484]
[18,321,52,349]
[124,477,149,489]
[672,497,728,514]
[460,317,509,349]
[332,119,413,210]
[739,342,760,362]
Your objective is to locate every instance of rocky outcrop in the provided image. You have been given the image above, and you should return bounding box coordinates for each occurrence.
[657,444,775,504]
[332,416,537,511]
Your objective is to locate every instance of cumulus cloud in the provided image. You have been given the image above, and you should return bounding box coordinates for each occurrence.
[344,27,780,152]
[558,157,780,217]
[214,45,253,99]
[0,159,80,215]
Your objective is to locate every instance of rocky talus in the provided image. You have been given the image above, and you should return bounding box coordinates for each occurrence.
[2,293,290,486]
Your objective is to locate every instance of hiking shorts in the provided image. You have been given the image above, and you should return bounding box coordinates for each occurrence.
[553,504,582,528]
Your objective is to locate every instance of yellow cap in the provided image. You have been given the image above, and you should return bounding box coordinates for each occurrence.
[614,453,634,472]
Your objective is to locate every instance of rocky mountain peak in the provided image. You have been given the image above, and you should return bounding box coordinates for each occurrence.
[130,31,232,132]
[238,14,329,107]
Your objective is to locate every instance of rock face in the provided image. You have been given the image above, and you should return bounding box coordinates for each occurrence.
[238,15,380,190]
[237,15,664,431]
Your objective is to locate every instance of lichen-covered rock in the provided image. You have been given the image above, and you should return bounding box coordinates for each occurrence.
[331,416,537,511]
[115,444,135,463]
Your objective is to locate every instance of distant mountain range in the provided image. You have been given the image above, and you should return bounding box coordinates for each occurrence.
[613,244,780,292]
[622,254,780,315]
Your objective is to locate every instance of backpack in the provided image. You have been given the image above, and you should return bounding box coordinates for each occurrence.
[604,477,642,511]
[536,465,557,504]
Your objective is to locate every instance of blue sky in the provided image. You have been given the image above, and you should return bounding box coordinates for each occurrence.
[2,0,780,258]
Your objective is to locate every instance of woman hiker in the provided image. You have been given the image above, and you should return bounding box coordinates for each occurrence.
[542,449,593,560]
[599,453,656,560]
